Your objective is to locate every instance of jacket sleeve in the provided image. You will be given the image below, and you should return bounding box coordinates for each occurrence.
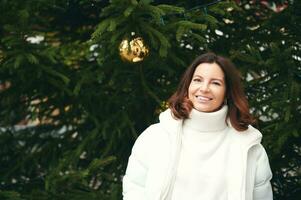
[253,144,273,200]
[122,128,151,200]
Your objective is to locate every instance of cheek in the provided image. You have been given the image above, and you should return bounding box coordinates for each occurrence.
[188,85,194,96]
[214,88,226,101]
[219,90,226,102]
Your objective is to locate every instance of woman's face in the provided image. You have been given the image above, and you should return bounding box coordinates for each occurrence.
[188,62,226,112]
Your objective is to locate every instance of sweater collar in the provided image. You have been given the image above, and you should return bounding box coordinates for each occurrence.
[183,105,228,132]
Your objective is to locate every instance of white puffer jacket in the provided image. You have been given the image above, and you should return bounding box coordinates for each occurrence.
[123,108,273,200]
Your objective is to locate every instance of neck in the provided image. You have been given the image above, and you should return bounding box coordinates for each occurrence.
[183,105,228,132]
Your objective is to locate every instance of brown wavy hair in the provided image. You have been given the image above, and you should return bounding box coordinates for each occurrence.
[168,52,255,131]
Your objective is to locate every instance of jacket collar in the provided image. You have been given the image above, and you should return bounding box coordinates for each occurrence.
[158,108,182,134]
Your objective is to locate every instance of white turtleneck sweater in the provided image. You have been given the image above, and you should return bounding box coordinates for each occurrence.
[171,106,230,200]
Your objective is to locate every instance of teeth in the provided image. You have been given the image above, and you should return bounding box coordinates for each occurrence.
[196,96,211,101]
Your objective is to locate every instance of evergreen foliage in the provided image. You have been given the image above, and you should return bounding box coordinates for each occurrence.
[0,0,300,199]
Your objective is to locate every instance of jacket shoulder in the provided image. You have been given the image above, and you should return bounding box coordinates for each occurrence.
[135,123,165,142]
[229,125,263,147]
[131,123,167,153]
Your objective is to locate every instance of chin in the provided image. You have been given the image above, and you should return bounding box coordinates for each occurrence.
[194,107,212,112]
[194,105,219,113]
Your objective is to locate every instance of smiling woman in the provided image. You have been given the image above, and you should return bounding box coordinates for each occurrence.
[188,62,226,113]
[168,52,255,131]
[123,52,273,200]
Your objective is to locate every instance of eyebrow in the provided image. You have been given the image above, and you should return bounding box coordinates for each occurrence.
[193,75,224,83]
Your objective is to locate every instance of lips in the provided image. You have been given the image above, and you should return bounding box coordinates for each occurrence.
[196,95,213,102]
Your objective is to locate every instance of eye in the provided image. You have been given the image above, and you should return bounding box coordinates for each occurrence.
[212,81,222,86]
[193,78,202,82]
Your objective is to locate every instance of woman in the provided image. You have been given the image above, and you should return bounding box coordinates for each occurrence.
[123,52,273,200]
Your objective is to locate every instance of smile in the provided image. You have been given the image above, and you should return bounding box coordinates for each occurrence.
[196,95,213,102]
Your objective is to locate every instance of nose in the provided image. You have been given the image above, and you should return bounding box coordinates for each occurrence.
[199,82,210,92]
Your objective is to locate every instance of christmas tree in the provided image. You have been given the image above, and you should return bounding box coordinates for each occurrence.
[0,0,300,199]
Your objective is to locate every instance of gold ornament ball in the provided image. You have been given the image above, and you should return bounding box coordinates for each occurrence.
[119,37,149,63]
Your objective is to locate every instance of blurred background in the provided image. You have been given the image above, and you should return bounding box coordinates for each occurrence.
[0,0,300,199]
